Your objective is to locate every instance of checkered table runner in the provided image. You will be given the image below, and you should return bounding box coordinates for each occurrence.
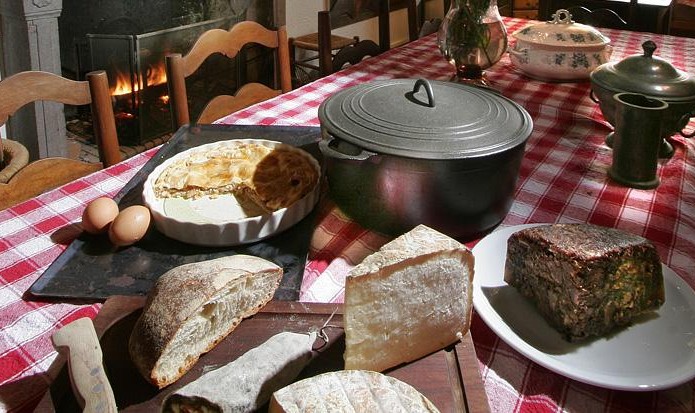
[1,17,693,413]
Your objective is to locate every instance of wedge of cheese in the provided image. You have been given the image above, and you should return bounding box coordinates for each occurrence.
[268,370,440,412]
[344,224,474,372]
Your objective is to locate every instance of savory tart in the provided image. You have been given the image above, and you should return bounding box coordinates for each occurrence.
[153,140,319,212]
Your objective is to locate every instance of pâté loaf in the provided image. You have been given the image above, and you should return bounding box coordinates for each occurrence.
[504,223,664,341]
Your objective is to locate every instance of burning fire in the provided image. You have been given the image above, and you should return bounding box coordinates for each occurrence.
[111,64,168,96]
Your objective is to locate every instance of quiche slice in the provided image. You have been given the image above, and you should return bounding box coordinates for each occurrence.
[153,141,319,212]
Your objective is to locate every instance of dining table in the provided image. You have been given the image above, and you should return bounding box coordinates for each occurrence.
[1,16,694,413]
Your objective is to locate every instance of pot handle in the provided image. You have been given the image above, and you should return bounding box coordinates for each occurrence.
[678,110,695,138]
[408,79,436,108]
[508,48,527,57]
[319,135,377,161]
[590,89,599,104]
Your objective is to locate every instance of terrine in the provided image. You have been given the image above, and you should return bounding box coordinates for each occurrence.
[504,224,665,341]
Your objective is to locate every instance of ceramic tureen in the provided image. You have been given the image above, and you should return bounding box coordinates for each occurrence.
[509,9,612,82]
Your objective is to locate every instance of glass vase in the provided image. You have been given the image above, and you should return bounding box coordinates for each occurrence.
[437,0,508,82]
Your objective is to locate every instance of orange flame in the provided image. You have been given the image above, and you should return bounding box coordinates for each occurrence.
[111,64,168,96]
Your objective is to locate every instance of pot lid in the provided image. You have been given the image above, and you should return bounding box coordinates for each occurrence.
[318,79,533,160]
[590,40,695,101]
[511,9,610,47]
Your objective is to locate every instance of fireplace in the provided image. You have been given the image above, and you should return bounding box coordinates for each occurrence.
[59,1,280,146]
[87,17,240,145]
[0,1,282,159]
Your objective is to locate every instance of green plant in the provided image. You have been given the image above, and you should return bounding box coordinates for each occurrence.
[441,0,494,67]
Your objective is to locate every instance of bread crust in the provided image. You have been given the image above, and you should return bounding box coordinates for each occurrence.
[128,255,282,388]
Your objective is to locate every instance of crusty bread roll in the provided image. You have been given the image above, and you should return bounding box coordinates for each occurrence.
[269,370,440,412]
[128,255,282,388]
[344,224,474,372]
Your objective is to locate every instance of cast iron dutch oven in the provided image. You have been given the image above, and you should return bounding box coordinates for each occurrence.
[317,78,533,240]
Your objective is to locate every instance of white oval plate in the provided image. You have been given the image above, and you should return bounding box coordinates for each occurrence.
[472,223,695,391]
[142,139,321,247]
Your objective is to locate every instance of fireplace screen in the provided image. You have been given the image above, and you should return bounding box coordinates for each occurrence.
[88,17,240,145]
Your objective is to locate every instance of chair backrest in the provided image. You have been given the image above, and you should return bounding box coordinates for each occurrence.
[318,0,421,76]
[540,0,638,29]
[0,70,120,167]
[564,6,628,29]
[331,39,383,72]
[668,0,695,37]
[0,70,120,210]
[165,21,292,128]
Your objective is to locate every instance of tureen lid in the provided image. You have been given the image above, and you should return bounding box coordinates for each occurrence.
[511,9,610,47]
[317,79,533,160]
[591,40,695,100]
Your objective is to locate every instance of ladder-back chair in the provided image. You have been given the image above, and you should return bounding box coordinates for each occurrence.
[290,0,421,82]
[564,6,628,29]
[165,21,292,129]
[0,70,120,210]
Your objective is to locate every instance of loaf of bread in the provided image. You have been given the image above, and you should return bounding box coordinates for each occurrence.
[504,223,665,341]
[162,332,316,413]
[269,370,440,412]
[343,224,474,372]
[128,255,282,388]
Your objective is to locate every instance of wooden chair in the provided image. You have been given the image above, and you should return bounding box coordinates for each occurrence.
[165,21,292,129]
[563,6,628,29]
[539,0,638,28]
[418,0,451,37]
[668,0,695,38]
[0,70,120,211]
[330,39,384,73]
[290,0,420,82]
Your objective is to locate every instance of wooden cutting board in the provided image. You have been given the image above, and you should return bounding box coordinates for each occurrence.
[39,297,490,413]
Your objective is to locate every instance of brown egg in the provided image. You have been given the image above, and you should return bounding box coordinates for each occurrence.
[108,205,151,246]
[82,197,119,234]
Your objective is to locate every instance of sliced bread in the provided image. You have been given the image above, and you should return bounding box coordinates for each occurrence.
[128,255,282,388]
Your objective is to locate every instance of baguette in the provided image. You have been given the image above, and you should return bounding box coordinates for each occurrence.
[128,255,282,388]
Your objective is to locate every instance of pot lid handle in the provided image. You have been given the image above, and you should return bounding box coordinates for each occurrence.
[408,78,436,108]
[679,110,695,138]
[642,40,657,58]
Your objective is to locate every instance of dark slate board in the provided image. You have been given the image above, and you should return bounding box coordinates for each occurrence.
[29,124,323,301]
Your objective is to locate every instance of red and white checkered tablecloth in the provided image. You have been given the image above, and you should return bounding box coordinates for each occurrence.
[1,17,694,413]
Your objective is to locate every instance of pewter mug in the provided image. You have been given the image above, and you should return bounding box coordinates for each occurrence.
[608,92,668,189]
